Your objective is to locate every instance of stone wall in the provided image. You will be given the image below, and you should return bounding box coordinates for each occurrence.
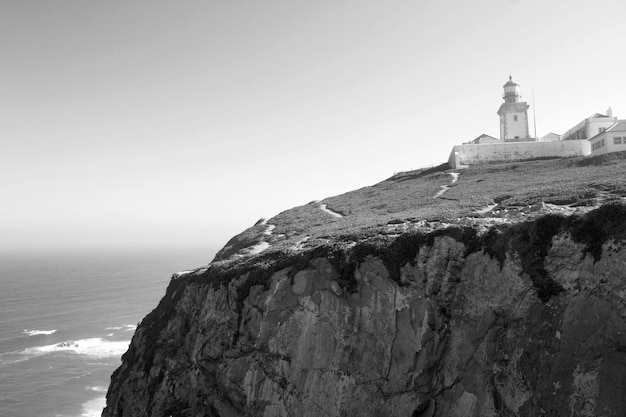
[448,140,590,168]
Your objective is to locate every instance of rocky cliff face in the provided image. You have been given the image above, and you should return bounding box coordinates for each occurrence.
[103,201,626,417]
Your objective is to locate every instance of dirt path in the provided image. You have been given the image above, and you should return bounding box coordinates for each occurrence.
[319,203,344,218]
[434,172,460,198]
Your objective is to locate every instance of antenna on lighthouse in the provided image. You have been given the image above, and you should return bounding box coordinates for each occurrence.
[532,89,537,140]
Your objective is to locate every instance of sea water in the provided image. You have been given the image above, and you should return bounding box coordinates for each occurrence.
[0,247,214,417]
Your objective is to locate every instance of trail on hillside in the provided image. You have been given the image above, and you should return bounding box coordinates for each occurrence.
[434,172,460,198]
[318,203,344,218]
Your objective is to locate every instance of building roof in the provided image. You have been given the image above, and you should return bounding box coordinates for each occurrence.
[607,120,626,132]
[467,134,500,144]
[503,76,518,87]
[538,132,561,142]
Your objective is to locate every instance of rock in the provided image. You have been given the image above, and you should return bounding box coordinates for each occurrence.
[103,205,626,417]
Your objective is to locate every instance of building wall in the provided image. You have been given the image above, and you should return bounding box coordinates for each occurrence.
[448,140,591,168]
[588,119,617,139]
[590,136,609,155]
[503,111,530,140]
[590,133,626,155]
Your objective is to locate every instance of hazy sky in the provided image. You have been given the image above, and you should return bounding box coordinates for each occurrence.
[2,0,625,253]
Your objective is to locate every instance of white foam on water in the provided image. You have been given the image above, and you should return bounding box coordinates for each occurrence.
[105,324,136,332]
[23,338,130,359]
[0,354,29,366]
[23,329,57,336]
[80,396,105,417]
[86,386,108,393]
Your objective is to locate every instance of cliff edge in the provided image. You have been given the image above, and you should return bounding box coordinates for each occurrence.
[104,154,626,417]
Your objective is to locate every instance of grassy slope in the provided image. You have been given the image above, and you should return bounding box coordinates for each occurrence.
[214,152,626,261]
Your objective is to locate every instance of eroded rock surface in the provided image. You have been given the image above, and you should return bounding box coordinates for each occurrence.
[104,205,626,417]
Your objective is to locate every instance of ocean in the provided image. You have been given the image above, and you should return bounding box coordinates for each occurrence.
[0,247,213,417]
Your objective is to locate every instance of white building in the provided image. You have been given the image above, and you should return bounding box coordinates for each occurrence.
[465,134,500,144]
[448,76,592,169]
[445,76,626,168]
[538,132,561,142]
[497,76,533,142]
[589,120,626,155]
[561,109,617,141]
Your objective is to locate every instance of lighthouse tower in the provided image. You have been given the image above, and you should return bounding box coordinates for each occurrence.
[497,76,532,141]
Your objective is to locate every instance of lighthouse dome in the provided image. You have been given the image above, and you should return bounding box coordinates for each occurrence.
[503,76,518,87]
[503,76,521,103]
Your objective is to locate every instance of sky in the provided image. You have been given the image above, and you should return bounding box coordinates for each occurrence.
[2,0,625,254]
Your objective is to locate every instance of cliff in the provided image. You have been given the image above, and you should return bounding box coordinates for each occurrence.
[104,154,626,417]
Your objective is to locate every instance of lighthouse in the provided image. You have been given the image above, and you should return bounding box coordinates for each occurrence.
[497,76,532,141]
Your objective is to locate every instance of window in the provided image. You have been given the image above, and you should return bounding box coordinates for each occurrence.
[513,115,518,122]
[601,139,605,147]
[614,137,623,145]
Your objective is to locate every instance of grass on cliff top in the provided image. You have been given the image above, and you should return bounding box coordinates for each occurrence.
[214,151,626,260]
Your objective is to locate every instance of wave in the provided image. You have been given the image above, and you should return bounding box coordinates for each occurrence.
[23,338,129,359]
[86,386,108,393]
[0,354,29,366]
[104,324,137,332]
[23,329,57,336]
[79,396,105,417]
